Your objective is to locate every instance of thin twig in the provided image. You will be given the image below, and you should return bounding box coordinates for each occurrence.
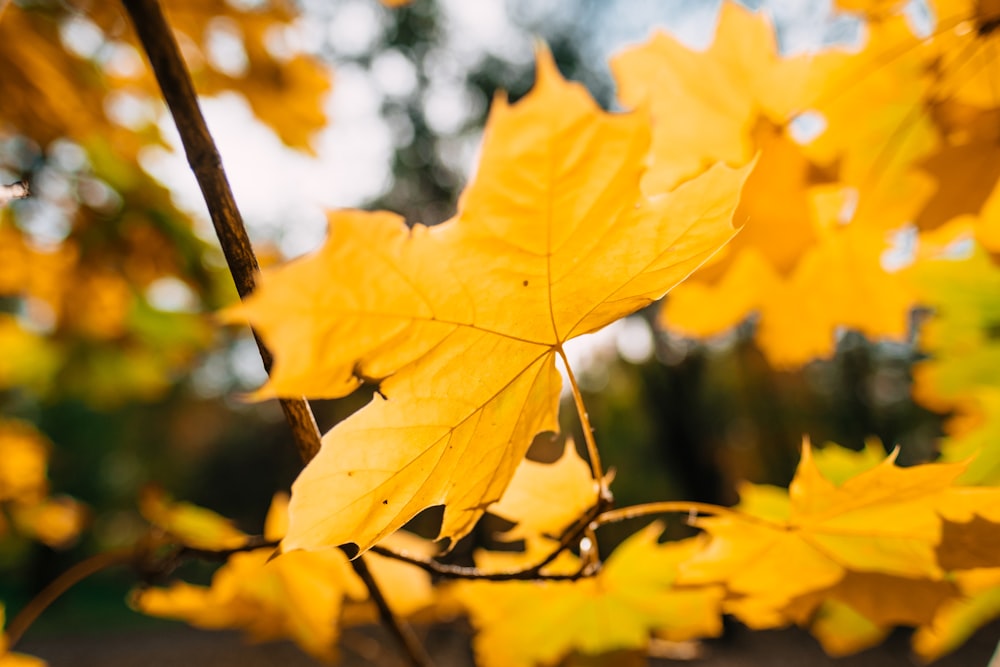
[369,545,597,582]
[350,555,435,666]
[7,549,135,648]
[119,2,431,665]
[370,495,610,582]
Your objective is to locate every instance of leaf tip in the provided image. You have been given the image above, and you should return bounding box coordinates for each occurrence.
[531,40,572,95]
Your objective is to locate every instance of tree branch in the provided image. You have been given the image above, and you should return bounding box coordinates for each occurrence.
[120,0,320,464]
[7,549,135,648]
[119,2,432,665]
[369,544,598,582]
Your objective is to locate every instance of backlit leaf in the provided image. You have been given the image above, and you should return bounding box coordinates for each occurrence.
[139,487,249,551]
[679,443,977,607]
[488,438,599,542]
[456,523,724,667]
[229,48,750,555]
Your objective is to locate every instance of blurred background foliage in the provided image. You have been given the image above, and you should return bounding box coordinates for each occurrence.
[1,0,992,651]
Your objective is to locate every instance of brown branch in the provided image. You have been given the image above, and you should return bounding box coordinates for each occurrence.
[119,2,431,665]
[370,495,610,582]
[369,544,598,582]
[6,549,135,649]
[351,555,435,666]
[120,0,320,464]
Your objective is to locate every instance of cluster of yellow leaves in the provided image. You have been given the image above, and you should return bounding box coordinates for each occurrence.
[0,420,85,550]
[76,1,998,663]
[133,493,440,663]
[613,0,999,367]
[0,0,332,405]
[218,8,1000,661]
[133,431,1000,665]
[452,440,722,667]
[675,441,1000,659]
[457,525,723,667]
[136,441,725,666]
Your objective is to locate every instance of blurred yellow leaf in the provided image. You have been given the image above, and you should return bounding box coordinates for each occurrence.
[139,487,249,550]
[136,493,438,659]
[0,420,50,505]
[807,599,890,656]
[615,6,920,366]
[10,496,87,549]
[456,523,724,667]
[612,3,838,192]
[679,444,980,610]
[489,438,599,542]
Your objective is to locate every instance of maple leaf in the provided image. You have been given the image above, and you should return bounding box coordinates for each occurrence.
[229,48,750,555]
[139,487,250,551]
[488,437,600,542]
[133,493,360,661]
[610,2,840,193]
[135,547,361,662]
[455,523,724,667]
[613,7,923,367]
[134,493,438,659]
[678,443,977,612]
[674,442,1000,655]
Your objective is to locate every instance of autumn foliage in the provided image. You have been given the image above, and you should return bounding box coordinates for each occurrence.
[3,0,1000,665]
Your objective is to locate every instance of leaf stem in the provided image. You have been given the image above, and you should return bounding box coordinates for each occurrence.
[556,346,605,485]
[119,2,431,665]
[592,500,747,527]
[6,548,135,649]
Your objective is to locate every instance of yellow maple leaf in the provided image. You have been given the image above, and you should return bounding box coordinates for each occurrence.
[611,2,839,193]
[135,493,438,659]
[456,523,724,667]
[139,486,249,551]
[614,7,922,366]
[678,443,975,610]
[678,442,1000,655]
[134,493,365,661]
[134,547,360,662]
[228,48,750,555]
[488,438,600,542]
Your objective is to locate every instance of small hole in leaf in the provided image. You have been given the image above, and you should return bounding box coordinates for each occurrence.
[522,279,529,287]
[382,499,389,505]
